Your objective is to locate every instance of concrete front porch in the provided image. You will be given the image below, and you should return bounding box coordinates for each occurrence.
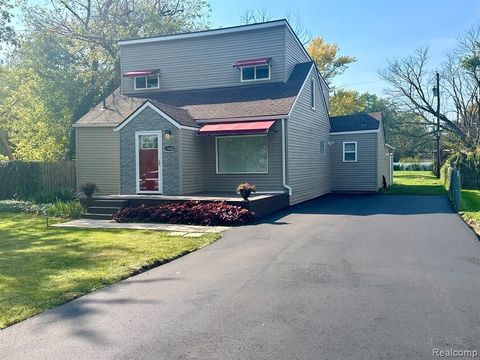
[82,192,289,220]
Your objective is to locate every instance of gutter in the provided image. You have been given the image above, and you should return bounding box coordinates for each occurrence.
[281,118,292,196]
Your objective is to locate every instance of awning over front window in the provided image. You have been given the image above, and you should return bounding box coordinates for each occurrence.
[198,120,276,136]
[123,69,159,77]
[232,57,271,68]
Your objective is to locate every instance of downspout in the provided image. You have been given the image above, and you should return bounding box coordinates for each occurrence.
[281,118,292,196]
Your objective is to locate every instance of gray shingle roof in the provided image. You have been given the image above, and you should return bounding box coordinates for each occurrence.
[75,62,313,127]
[329,112,382,133]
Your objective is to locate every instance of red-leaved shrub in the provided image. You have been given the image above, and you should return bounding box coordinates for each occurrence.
[113,201,254,226]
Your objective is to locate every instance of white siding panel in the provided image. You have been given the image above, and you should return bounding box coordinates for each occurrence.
[76,127,120,195]
[287,70,331,205]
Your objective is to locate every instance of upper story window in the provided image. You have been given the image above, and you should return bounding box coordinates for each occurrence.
[241,65,271,82]
[134,75,159,90]
[233,57,272,83]
[310,78,316,110]
[122,69,160,91]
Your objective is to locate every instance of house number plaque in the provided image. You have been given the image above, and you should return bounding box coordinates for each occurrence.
[164,145,176,152]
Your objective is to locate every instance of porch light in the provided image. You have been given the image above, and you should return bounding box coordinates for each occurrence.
[164,130,172,140]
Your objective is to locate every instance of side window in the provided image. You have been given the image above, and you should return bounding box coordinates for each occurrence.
[343,142,357,162]
[320,141,326,156]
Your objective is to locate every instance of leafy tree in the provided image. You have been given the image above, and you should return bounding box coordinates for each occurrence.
[307,37,356,86]
[0,67,69,160]
[0,0,16,46]
[0,0,211,160]
[329,89,365,116]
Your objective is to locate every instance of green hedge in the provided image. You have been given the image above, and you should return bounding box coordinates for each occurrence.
[447,149,480,189]
[0,162,41,200]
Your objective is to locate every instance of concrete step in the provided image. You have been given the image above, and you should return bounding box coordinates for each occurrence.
[87,206,122,215]
[89,199,127,207]
[82,213,114,220]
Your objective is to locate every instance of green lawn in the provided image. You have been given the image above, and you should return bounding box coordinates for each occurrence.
[385,171,447,195]
[460,190,480,231]
[0,212,219,329]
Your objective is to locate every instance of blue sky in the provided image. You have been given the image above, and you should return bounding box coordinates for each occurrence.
[209,0,480,94]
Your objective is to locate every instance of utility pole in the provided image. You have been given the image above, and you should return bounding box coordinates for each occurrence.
[433,72,441,178]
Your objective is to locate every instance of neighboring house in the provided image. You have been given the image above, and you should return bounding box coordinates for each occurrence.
[74,19,393,206]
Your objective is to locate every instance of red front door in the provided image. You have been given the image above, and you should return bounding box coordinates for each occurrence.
[138,134,160,192]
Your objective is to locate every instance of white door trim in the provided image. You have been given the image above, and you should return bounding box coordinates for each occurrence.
[135,130,163,194]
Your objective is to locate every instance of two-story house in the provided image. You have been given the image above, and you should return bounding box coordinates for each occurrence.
[74,19,393,209]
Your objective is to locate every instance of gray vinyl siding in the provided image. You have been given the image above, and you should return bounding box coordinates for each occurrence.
[287,68,331,205]
[180,129,206,194]
[121,25,286,94]
[76,127,120,195]
[285,27,310,79]
[204,121,284,193]
[330,132,378,192]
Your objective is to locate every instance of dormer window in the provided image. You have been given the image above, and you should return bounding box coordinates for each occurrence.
[233,57,271,82]
[134,75,159,90]
[122,69,160,90]
[241,65,270,82]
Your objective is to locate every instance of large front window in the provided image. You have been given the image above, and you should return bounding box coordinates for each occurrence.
[216,135,268,174]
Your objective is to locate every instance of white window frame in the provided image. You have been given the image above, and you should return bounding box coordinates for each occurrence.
[240,65,271,82]
[134,75,160,90]
[310,78,316,110]
[343,141,357,162]
[215,134,269,174]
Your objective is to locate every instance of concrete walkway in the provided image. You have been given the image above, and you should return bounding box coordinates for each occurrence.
[52,219,229,235]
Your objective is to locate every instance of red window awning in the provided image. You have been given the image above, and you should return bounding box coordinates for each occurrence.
[232,57,271,68]
[122,69,159,77]
[198,120,276,136]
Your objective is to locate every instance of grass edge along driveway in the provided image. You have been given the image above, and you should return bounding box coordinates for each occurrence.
[0,212,220,329]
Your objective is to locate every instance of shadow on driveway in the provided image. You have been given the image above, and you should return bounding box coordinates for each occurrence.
[258,193,454,225]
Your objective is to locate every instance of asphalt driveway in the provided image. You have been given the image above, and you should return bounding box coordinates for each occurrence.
[2,194,480,359]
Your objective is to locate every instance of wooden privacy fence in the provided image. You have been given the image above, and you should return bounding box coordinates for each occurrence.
[0,161,76,200]
[38,161,76,194]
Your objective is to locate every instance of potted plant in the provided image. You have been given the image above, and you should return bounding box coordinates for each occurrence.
[236,183,256,201]
[81,183,98,198]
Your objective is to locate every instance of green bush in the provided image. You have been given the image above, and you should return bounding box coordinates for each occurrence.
[447,148,480,189]
[0,200,51,215]
[27,189,77,204]
[47,201,85,219]
[394,162,433,171]
[0,161,42,199]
